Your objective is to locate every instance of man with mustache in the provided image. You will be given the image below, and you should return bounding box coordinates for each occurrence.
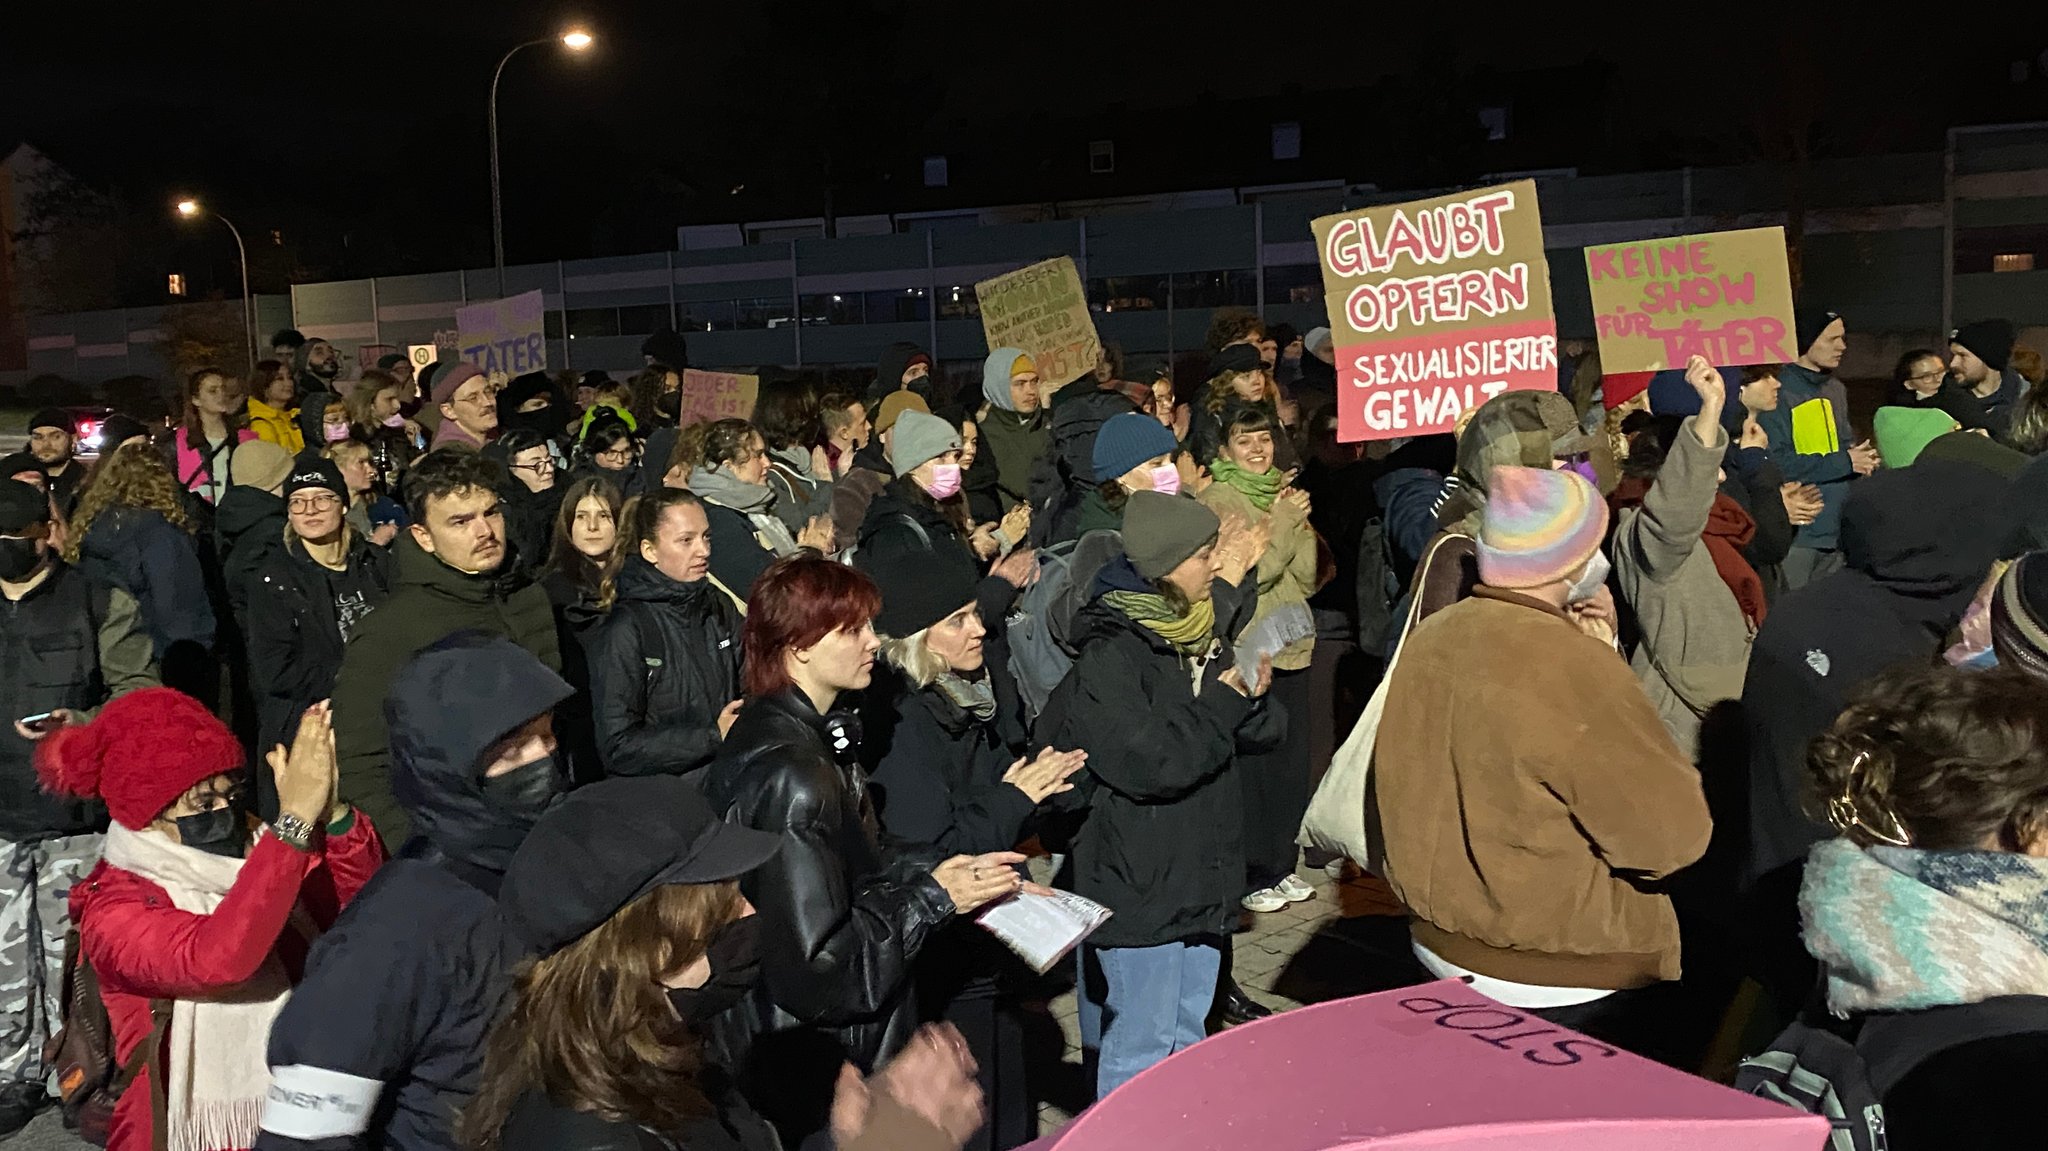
[330,447,561,844]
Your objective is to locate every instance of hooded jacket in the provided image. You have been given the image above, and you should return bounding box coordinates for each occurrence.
[829,440,894,548]
[867,341,933,407]
[1608,417,1750,756]
[979,347,1049,511]
[247,396,306,453]
[1046,564,1283,948]
[1025,384,1146,548]
[258,638,572,1151]
[332,537,562,846]
[216,485,288,627]
[76,506,216,662]
[586,556,743,780]
[1744,458,2015,890]
[699,690,954,1144]
[1755,362,1858,550]
[0,564,157,842]
[244,535,394,798]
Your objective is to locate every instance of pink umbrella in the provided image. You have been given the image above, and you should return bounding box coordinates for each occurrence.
[1026,979,1826,1150]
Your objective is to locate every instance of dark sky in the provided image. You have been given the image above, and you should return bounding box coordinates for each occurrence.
[3,2,2042,300]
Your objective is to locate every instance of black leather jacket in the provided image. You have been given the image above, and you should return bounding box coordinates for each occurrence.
[699,689,952,1144]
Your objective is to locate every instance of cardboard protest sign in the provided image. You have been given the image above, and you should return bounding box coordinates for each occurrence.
[1310,181,1557,443]
[1024,980,1827,1151]
[677,369,760,426]
[456,290,546,385]
[976,257,1102,389]
[1586,226,1796,374]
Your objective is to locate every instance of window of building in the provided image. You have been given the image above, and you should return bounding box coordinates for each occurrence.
[924,156,949,188]
[1087,275,1165,313]
[799,293,866,325]
[167,273,186,297]
[1271,122,1301,161]
[1262,264,1324,306]
[1994,252,2037,273]
[678,299,736,332]
[865,288,930,324]
[1090,139,1115,174]
[617,303,673,335]
[735,296,797,329]
[746,222,824,245]
[936,284,979,320]
[1170,270,1258,309]
[566,308,621,340]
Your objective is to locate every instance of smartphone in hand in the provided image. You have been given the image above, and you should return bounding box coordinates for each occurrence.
[17,711,66,734]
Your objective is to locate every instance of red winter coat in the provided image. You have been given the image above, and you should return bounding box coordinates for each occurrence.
[69,819,386,1151]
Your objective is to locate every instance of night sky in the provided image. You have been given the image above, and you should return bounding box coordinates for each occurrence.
[3,2,2042,302]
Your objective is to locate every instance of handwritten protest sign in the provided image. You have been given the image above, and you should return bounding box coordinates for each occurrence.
[977,257,1102,390]
[677,369,760,426]
[456,290,546,385]
[1585,226,1795,374]
[1310,181,1557,442]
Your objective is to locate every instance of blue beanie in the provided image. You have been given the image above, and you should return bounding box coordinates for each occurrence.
[1645,369,1700,417]
[1092,412,1178,483]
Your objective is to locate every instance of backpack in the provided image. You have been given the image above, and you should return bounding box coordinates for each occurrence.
[1005,532,1122,728]
[43,929,169,1146]
[1352,511,1397,656]
[1735,996,2048,1151]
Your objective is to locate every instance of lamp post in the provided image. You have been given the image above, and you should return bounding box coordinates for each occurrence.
[491,28,594,296]
[175,199,256,376]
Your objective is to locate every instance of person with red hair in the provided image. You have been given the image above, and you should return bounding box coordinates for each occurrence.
[39,690,384,1151]
[700,556,1027,1147]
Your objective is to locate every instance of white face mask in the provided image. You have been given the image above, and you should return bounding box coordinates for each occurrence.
[1566,549,1611,604]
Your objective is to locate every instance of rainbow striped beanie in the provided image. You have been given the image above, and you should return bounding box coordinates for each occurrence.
[1476,465,1610,589]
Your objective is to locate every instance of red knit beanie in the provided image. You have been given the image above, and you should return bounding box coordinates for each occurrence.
[36,689,245,830]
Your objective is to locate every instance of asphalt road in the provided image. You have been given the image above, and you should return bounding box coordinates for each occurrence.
[12,1107,88,1150]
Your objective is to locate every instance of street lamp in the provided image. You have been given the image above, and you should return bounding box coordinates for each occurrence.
[175,198,256,375]
[491,28,595,295]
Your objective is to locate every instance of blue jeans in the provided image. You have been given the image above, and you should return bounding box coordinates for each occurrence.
[1076,940,1221,1100]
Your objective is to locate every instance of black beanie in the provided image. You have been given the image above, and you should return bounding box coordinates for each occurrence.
[1951,319,2016,374]
[857,541,981,638]
[1795,308,1843,358]
[0,451,45,481]
[1211,344,1264,376]
[97,414,152,450]
[284,452,348,503]
[641,328,689,372]
[1992,553,2048,683]
[27,408,75,436]
[0,478,49,534]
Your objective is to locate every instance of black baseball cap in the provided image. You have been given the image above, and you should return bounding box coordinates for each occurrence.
[498,775,781,956]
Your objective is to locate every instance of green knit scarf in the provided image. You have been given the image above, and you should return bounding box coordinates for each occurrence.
[1209,456,1283,511]
[1104,590,1216,656]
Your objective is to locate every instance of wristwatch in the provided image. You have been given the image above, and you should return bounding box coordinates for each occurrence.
[272,813,319,852]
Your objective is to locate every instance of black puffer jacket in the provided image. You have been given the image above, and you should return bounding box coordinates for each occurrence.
[1046,563,1283,949]
[699,690,953,1145]
[215,484,287,625]
[258,637,573,1151]
[587,556,742,780]
[244,535,394,800]
[333,536,562,846]
[856,482,976,571]
[76,505,216,660]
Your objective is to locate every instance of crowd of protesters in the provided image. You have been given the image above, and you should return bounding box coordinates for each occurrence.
[0,304,2044,1151]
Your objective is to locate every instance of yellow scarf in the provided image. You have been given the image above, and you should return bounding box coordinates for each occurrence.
[1104,591,1216,656]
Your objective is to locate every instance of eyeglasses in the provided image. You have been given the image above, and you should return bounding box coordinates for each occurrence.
[288,494,340,513]
[595,447,636,465]
[510,458,556,474]
[1906,369,1945,384]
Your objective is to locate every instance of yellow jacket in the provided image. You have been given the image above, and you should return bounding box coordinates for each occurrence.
[247,398,305,453]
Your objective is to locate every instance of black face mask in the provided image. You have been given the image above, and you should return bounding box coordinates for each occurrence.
[666,915,762,1024]
[0,537,44,582]
[655,391,682,422]
[480,753,564,822]
[177,802,247,859]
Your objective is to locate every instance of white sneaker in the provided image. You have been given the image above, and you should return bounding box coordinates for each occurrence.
[1274,874,1317,903]
[1241,888,1289,913]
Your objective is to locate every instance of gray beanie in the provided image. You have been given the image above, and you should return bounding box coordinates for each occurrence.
[888,409,962,475]
[1122,490,1221,580]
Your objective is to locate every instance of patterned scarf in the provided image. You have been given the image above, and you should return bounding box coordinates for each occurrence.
[1104,590,1216,656]
[933,673,997,721]
[1208,457,1283,512]
[1801,837,2048,1016]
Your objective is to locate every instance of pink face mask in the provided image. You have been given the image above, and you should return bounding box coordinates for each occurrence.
[381,413,406,429]
[323,422,351,443]
[922,462,963,500]
[1148,463,1182,495]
